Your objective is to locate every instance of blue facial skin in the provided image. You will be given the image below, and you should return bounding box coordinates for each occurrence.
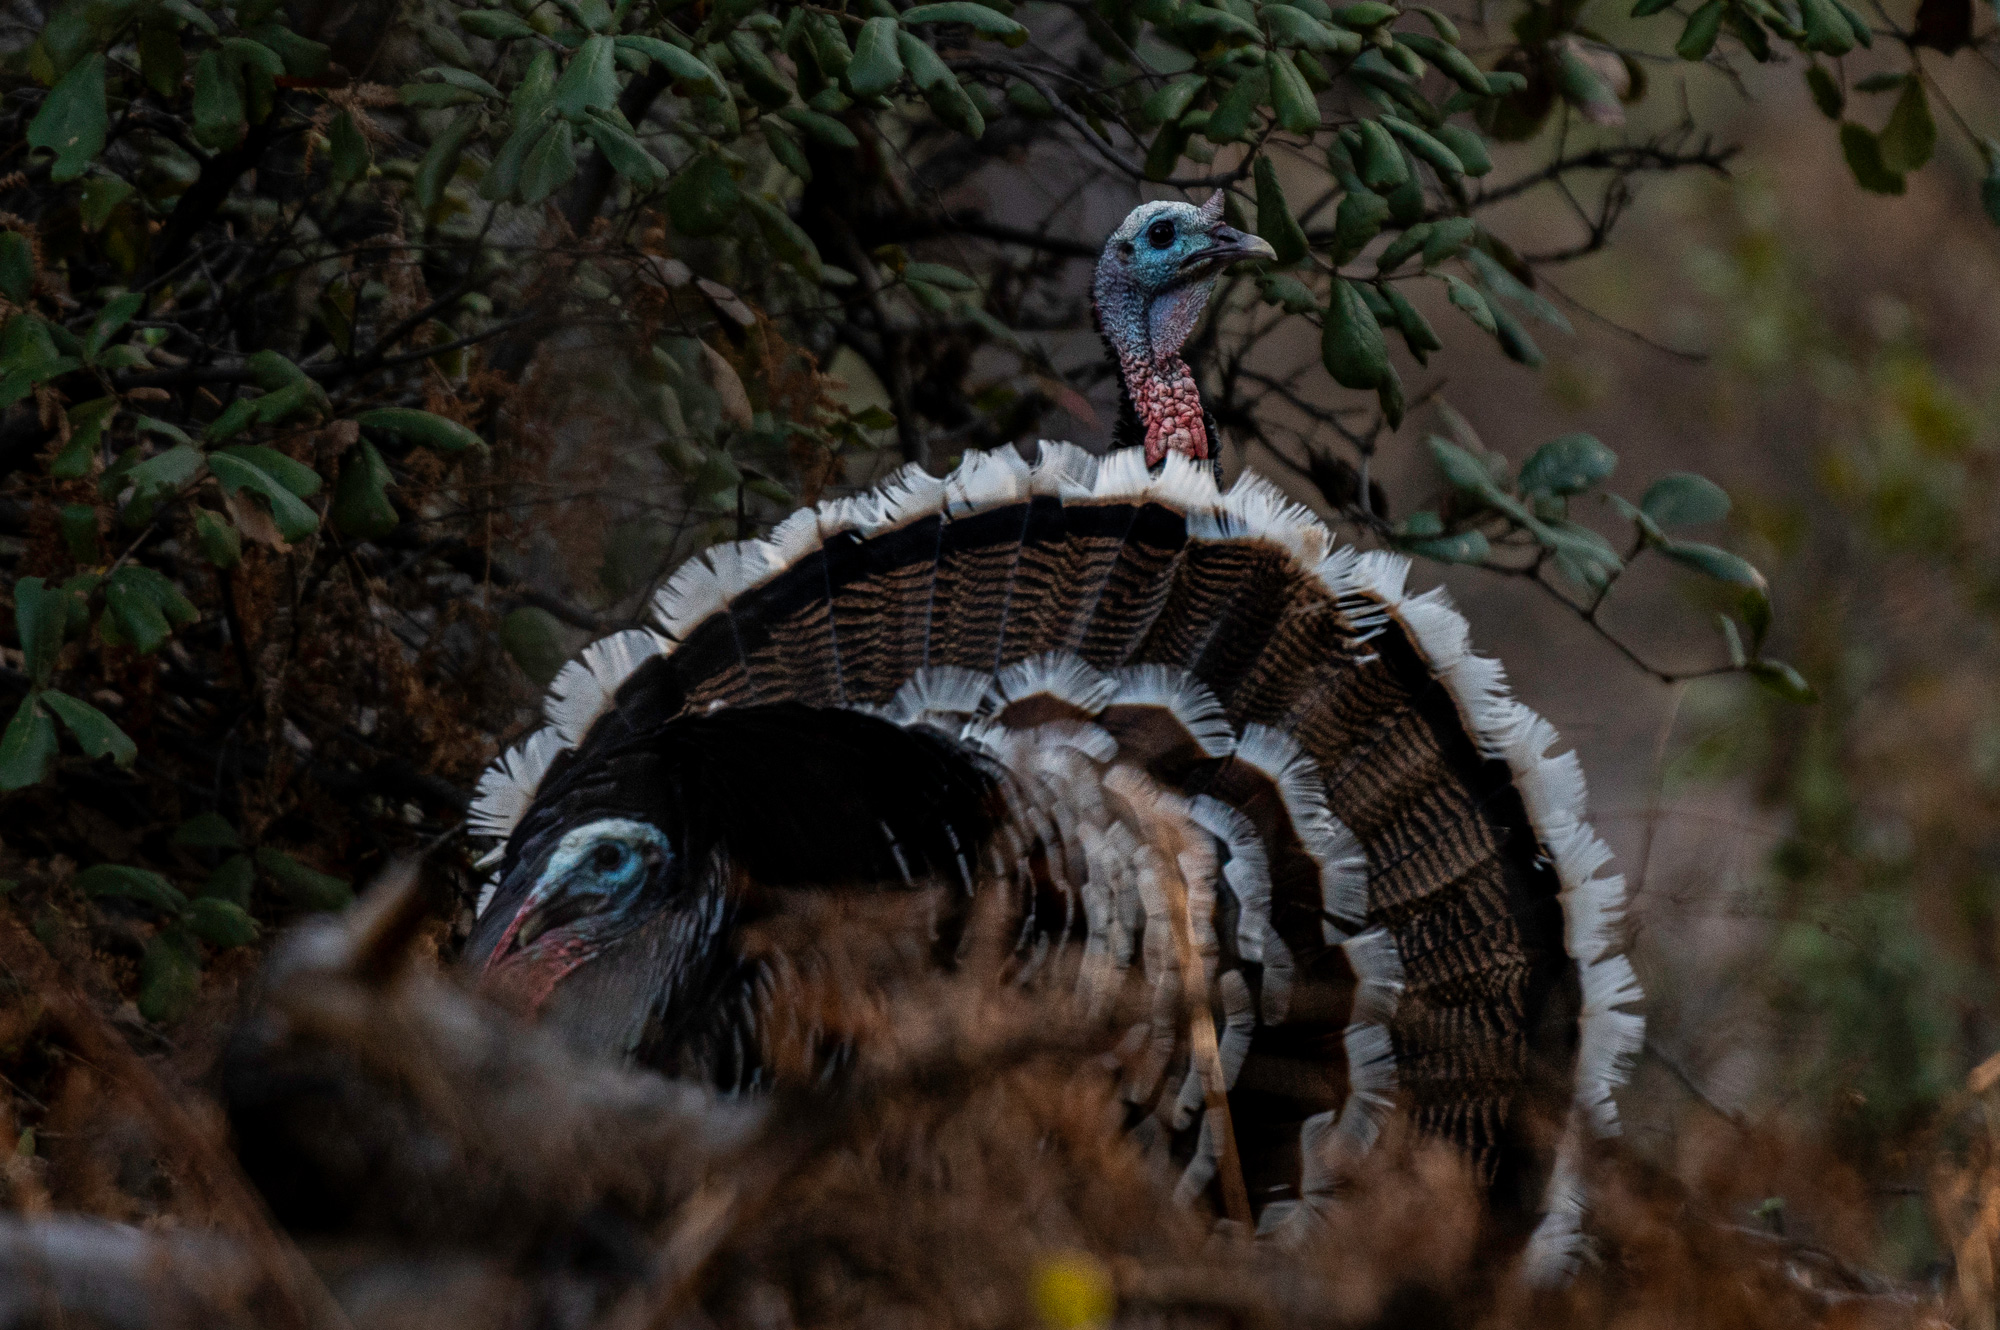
[482,818,674,1002]
[1094,199,1277,364]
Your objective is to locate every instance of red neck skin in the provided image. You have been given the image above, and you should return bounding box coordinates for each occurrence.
[1118,350,1208,467]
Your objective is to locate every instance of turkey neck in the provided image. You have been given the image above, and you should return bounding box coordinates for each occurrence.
[1093,265,1216,468]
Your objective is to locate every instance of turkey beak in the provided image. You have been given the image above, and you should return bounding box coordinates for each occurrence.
[1185,225,1277,275]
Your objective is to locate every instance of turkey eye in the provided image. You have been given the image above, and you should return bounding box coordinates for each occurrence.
[592,842,628,874]
[1146,219,1176,249]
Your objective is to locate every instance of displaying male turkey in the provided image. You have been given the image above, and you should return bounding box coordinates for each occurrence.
[460,194,1643,1281]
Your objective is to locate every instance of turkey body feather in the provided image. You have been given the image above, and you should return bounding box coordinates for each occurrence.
[464,441,1642,1282]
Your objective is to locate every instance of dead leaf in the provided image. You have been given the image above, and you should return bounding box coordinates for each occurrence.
[698,278,757,329]
[223,490,290,552]
[699,343,755,430]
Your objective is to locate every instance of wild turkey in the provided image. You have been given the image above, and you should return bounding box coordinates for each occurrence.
[460,195,1644,1281]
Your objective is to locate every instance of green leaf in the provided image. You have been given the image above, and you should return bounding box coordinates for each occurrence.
[846,17,904,99]
[1799,0,1857,52]
[1401,529,1491,563]
[1660,539,1766,589]
[1488,299,1544,367]
[0,232,32,304]
[666,153,741,237]
[1396,32,1490,95]
[1877,76,1936,174]
[224,39,282,123]
[28,54,107,182]
[1330,2,1403,29]
[1553,46,1624,124]
[1717,613,1747,668]
[332,438,398,538]
[218,445,320,497]
[777,105,859,149]
[1267,47,1321,135]
[726,30,796,108]
[399,82,482,109]
[1465,248,1573,332]
[1427,435,1507,501]
[1144,73,1206,124]
[518,118,578,205]
[59,504,99,562]
[481,114,552,202]
[41,691,135,767]
[1642,471,1730,526]
[461,8,538,40]
[13,577,68,688]
[580,110,669,189]
[255,846,354,911]
[1355,120,1408,189]
[248,22,330,77]
[895,28,952,91]
[200,854,255,907]
[1376,222,1433,275]
[1322,278,1389,390]
[173,811,242,849]
[1749,659,1816,703]
[1421,216,1477,267]
[501,606,569,684]
[1253,158,1309,266]
[1266,3,1345,49]
[1331,189,1391,261]
[1141,120,1189,181]
[207,453,321,543]
[82,293,143,364]
[1180,4,1268,41]
[184,896,259,948]
[0,696,57,792]
[1259,273,1319,313]
[76,864,187,913]
[904,262,977,291]
[104,566,189,654]
[51,397,116,480]
[1805,64,1844,119]
[421,66,503,99]
[1381,284,1443,361]
[1675,0,1726,58]
[1831,0,1872,46]
[1432,123,1491,176]
[554,34,620,116]
[123,445,205,506]
[1442,273,1496,333]
[900,2,1030,44]
[195,509,242,567]
[137,16,186,97]
[414,109,480,217]
[615,36,727,97]
[191,49,246,150]
[77,177,134,233]
[764,123,812,186]
[1519,433,1616,496]
[355,407,483,454]
[139,928,201,1024]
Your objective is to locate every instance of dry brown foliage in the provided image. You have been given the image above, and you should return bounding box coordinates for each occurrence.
[0,866,1956,1330]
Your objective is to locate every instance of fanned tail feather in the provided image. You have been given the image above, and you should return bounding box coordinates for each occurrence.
[466,441,1642,1279]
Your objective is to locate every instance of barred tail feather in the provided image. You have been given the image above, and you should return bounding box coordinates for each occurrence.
[469,443,1641,1275]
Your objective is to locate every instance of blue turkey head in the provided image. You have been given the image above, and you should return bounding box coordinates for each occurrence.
[1093,193,1277,365]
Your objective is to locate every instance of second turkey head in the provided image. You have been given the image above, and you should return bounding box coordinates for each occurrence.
[1094,194,1275,468]
[465,703,1000,1082]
